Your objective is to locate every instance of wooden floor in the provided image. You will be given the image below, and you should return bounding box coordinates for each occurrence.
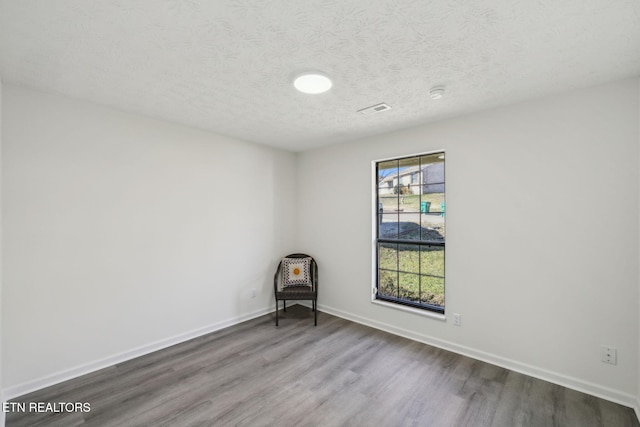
[7,305,639,427]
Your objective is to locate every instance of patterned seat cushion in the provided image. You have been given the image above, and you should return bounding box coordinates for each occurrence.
[282,257,312,287]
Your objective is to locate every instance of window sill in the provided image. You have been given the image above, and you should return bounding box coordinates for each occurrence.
[371,299,446,321]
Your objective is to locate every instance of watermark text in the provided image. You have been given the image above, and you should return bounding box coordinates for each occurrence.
[3,401,91,413]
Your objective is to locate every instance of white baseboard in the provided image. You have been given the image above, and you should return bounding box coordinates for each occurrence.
[635,399,640,424]
[2,306,273,401]
[317,303,638,410]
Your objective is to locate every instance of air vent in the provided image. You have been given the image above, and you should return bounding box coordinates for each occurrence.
[358,103,392,115]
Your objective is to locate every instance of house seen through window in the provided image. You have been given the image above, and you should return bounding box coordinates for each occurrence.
[375,152,445,314]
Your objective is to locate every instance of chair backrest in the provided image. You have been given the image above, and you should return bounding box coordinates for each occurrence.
[274,253,317,292]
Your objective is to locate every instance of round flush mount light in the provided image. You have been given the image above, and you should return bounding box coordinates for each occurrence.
[293,72,333,94]
[429,86,445,100]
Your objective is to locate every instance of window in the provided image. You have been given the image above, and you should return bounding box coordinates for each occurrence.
[375,152,445,314]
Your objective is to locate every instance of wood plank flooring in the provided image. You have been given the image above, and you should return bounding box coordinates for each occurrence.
[6,305,639,427]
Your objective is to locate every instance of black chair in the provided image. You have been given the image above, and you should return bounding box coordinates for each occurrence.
[273,253,318,326]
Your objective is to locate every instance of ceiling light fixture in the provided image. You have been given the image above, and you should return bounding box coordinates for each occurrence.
[429,86,445,100]
[293,72,333,94]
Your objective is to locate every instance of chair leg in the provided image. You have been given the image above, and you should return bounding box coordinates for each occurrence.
[314,300,317,326]
[283,300,286,312]
[275,300,279,326]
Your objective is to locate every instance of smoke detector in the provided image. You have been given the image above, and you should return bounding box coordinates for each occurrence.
[429,87,445,100]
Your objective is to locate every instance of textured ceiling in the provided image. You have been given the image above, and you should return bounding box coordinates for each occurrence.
[1,1,639,151]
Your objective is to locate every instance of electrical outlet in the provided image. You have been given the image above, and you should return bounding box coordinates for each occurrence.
[453,313,461,326]
[600,346,617,365]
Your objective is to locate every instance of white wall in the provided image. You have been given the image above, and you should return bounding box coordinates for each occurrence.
[297,78,640,406]
[2,78,639,413]
[2,85,296,396]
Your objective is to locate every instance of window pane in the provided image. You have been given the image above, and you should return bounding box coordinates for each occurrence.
[421,190,444,211]
[420,246,444,277]
[397,157,420,199]
[379,243,398,270]
[379,270,398,298]
[399,194,420,213]
[398,244,420,273]
[399,272,420,302]
[398,213,422,240]
[421,275,444,307]
[378,160,398,192]
[423,184,445,195]
[379,194,398,213]
[379,213,399,239]
[420,153,444,166]
[421,215,445,241]
[399,157,420,168]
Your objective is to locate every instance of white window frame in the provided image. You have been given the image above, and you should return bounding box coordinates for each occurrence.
[371,150,446,320]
